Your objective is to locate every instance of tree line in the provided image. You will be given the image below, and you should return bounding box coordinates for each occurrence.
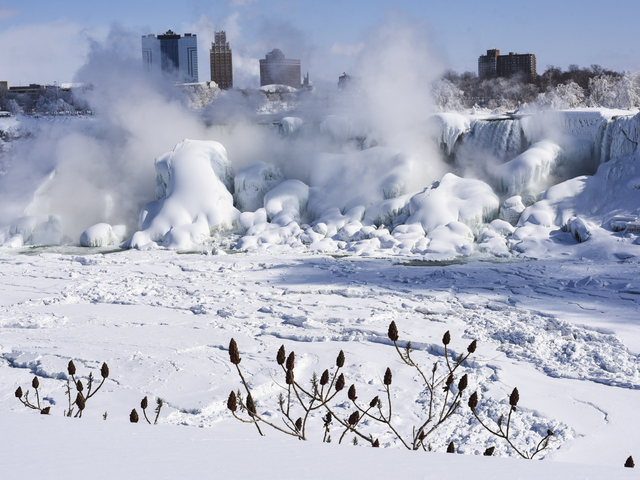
[433,64,640,111]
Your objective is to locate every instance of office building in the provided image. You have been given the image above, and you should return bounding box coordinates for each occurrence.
[210,31,233,89]
[142,30,199,83]
[259,49,301,89]
[478,49,536,79]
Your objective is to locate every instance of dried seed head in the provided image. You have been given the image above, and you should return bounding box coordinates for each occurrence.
[547,429,554,436]
[442,331,451,346]
[286,352,295,371]
[336,350,345,368]
[335,373,345,392]
[320,369,330,386]
[227,391,237,412]
[458,374,468,392]
[295,417,303,431]
[286,369,294,385]
[76,380,83,392]
[468,391,478,411]
[348,411,359,426]
[447,441,455,453]
[276,345,286,365]
[372,439,380,448]
[41,406,51,415]
[324,412,332,425]
[384,367,392,386]
[101,363,109,379]
[444,373,454,391]
[32,377,40,389]
[141,396,148,410]
[68,360,76,376]
[418,430,426,441]
[348,384,357,401]
[228,339,241,365]
[467,340,477,354]
[130,409,139,423]
[509,387,519,407]
[246,393,256,416]
[483,446,495,456]
[369,396,379,408]
[15,386,23,398]
[76,393,86,411]
[625,456,635,468]
[387,321,399,342]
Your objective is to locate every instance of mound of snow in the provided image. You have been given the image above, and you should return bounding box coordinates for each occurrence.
[264,179,309,226]
[123,140,239,250]
[496,141,562,197]
[563,216,592,243]
[363,194,413,228]
[319,115,372,144]
[407,174,499,234]
[234,161,285,213]
[79,223,126,247]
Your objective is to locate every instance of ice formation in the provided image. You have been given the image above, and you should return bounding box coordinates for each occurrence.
[80,223,126,247]
[233,161,285,213]
[122,139,239,250]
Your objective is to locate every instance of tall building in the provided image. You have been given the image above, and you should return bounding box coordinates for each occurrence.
[210,31,233,89]
[478,49,536,79]
[259,49,301,89]
[142,30,199,83]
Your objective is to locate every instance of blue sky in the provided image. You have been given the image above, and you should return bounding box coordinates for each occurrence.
[1,0,639,87]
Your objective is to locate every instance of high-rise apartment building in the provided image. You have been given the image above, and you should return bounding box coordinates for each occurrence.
[478,49,536,79]
[142,30,199,83]
[210,31,233,89]
[259,49,301,89]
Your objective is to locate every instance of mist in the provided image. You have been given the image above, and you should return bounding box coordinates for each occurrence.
[0,16,452,245]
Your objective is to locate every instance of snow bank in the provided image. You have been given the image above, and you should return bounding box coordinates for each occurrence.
[123,139,239,250]
[233,161,285,213]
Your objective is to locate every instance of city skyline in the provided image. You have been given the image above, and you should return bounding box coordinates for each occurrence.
[1,0,639,88]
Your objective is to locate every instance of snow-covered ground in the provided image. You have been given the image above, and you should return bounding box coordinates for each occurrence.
[1,249,639,477]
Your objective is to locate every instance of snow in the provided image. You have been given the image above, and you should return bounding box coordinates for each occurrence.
[79,223,126,247]
[1,250,640,477]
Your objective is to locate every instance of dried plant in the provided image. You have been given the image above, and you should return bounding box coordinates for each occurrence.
[625,456,635,468]
[64,360,110,418]
[468,387,554,459]
[135,396,164,424]
[14,376,50,414]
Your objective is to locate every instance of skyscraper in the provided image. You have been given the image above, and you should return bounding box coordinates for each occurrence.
[259,49,301,89]
[210,31,233,90]
[142,30,199,83]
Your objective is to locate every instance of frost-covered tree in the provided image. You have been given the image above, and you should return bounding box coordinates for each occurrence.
[432,79,464,112]
[184,82,221,110]
[6,98,23,115]
[537,82,585,109]
[613,72,640,109]
[588,75,616,107]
